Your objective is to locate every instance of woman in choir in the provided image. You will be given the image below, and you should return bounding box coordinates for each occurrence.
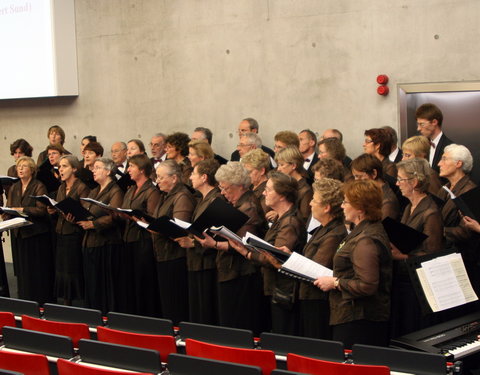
[6,156,54,304]
[37,125,69,165]
[437,145,478,293]
[402,135,442,196]
[351,153,400,220]
[241,149,271,216]
[317,138,353,182]
[77,142,103,189]
[79,135,97,164]
[175,159,221,324]
[126,139,146,158]
[298,178,347,339]
[151,160,196,324]
[4,139,33,278]
[315,180,392,348]
[53,155,90,305]
[363,128,397,179]
[275,146,312,223]
[390,158,444,337]
[7,139,33,178]
[120,154,161,316]
[231,171,306,335]
[78,158,124,314]
[196,162,266,334]
[187,140,214,168]
[311,158,344,182]
[165,132,192,184]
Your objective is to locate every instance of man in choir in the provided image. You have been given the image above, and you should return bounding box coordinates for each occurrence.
[231,118,275,161]
[382,126,403,163]
[190,126,228,165]
[298,129,318,183]
[416,103,453,173]
[320,128,352,167]
[111,141,128,175]
[149,133,167,171]
[237,133,262,159]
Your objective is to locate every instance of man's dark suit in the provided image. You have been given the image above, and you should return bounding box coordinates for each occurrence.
[230,145,275,161]
[431,133,454,173]
[305,152,319,184]
[393,148,403,164]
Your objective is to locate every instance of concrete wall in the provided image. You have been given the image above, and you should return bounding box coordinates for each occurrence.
[1,0,479,171]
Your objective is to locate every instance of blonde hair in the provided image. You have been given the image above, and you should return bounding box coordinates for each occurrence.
[188,140,214,160]
[16,156,36,174]
[275,146,305,173]
[241,149,270,171]
[402,136,430,159]
[312,178,344,220]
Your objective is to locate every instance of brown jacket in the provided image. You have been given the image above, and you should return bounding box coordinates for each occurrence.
[187,188,222,272]
[81,180,124,248]
[122,180,162,243]
[299,218,347,300]
[55,179,90,235]
[7,179,50,239]
[329,220,392,325]
[216,190,267,282]
[151,183,196,262]
[252,180,270,216]
[259,206,306,296]
[297,178,313,223]
[437,175,476,245]
[382,182,400,221]
[401,194,444,256]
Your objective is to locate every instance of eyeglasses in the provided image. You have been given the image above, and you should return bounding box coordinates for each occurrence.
[364,139,374,144]
[219,184,233,192]
[397,177,414,183]
[416,121,430,128]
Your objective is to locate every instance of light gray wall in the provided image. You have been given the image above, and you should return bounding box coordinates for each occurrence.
[1,0,480,173]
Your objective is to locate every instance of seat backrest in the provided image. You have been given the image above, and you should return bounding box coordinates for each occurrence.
[287,353,390,375]
[168,353,262,375]
[56,358,153,375]
[351,344,446,375]
[0,297,39,317]
[78,339,162,374]
[0,349,50,375]
[270,370,305,375]
[22,315,91,347]
[260,332,345,362]
[106,312,174,335]
[2,326,74,359]
[97,326,177,363]
[0,311,16,333]
[179,321,254,348]
[42,303,103,327]
[185,338,276,375]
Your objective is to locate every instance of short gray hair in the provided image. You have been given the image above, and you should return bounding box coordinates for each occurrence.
[157,159,182,179]
[215,161,251,189]
[443,144,473,174]
[240,132,262,148]
[95,157,115,173]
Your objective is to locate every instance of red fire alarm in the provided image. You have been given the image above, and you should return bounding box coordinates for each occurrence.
[377,86,389,96]
[376,74,389,84]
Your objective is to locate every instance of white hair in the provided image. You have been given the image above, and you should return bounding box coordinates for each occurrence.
[444,144,473,174]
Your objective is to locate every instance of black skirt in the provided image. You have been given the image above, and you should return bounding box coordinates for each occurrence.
[83,243,124,314]
[188,269,218,325]
[54,232,84,301]
[14,232,54,304]
[124,239,161,317]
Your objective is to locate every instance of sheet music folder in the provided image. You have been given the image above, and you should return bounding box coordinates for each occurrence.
[452,185,480,221]
[55,197,93,221]
[406,249,478,315]
[193,197,249,235]
[382,217,428,254]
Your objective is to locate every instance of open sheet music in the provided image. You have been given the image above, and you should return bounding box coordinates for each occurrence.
[0,217,33,232]
[0,207,28,218]
[416,253,478,312]
[280,252,333,282]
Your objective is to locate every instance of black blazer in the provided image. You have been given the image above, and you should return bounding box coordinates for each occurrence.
[393,148,403,163]
[230,145,275,161]
[305,152,319,184]
[431,133,454,173]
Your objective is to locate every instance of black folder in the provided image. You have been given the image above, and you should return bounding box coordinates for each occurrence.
[36,160,61,193]
[191,197,249,235]
[245,236,290,263]
[0,176,19,186]
[382,217,428,254]
[30,194,57,207]
[452,186,480,221]
[115,171,135,192]
[55,197,93,221]
[146,216,190,239]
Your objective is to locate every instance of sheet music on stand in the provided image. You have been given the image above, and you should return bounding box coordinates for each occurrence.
[415,253,478,312]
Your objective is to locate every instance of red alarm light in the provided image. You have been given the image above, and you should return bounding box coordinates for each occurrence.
[377,74,389,84]
[377,86,389,96]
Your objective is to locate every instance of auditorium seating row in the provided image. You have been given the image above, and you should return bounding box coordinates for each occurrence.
[0,297,452,375]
